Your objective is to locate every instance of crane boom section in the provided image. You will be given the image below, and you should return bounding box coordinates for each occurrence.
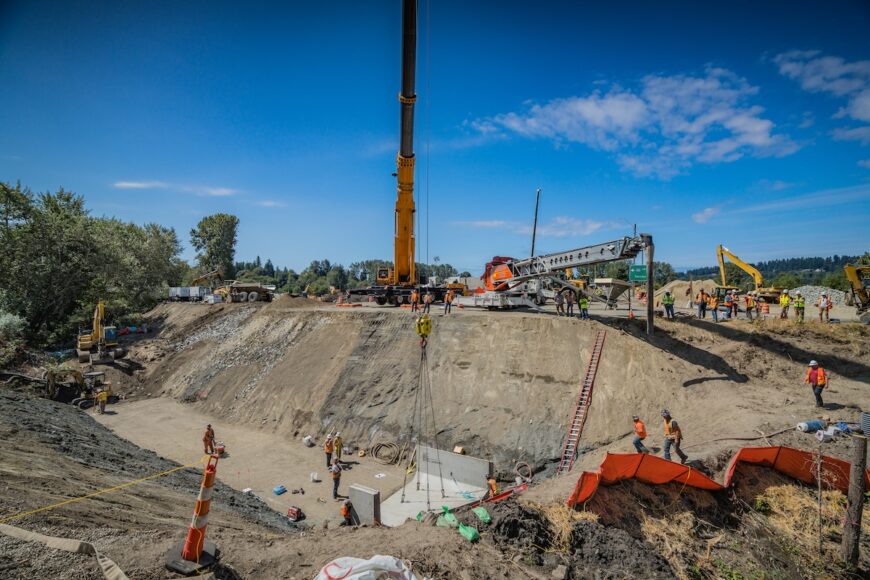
[717,245,764,289]
[506,235,651,281]
[393,0,417,286]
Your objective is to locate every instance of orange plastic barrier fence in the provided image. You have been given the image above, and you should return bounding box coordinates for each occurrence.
[567,446,870,507]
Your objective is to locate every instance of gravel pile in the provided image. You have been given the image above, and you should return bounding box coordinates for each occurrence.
[788,286,847,306]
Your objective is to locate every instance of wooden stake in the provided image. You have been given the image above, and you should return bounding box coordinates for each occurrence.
[816,446,823,557]
[842,435,867,567]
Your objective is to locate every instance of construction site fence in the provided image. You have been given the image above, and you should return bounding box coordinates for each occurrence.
[567,445,870,507]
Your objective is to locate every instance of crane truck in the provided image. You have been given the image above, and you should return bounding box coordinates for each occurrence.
[349,0,451,306]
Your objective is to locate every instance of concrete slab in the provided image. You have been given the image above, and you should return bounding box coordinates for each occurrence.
[348,484,380,525]
[380,445,491,527]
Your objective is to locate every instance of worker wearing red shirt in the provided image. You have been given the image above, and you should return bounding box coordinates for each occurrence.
[805,360,828,408]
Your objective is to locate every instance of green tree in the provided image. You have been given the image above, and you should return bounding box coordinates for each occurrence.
[653,261,677,287]
[770,273,801,289]
[190,214,239,276]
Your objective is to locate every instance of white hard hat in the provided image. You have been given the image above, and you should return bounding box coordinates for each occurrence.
[809,360,818,366]
[783,289,789,294]
[821,292,827,296]
[796,291,801,295]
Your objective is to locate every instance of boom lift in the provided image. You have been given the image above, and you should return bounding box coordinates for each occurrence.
[716,245,783,302]
[844,264,870,323]
[76,300,126,364]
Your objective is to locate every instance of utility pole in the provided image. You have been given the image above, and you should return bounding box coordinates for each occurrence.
[530,188,541,257]
[842,435,867,567]
[643,234,654,336]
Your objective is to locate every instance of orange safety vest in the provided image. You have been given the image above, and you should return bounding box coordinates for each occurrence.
[805,367,827,387]
[411,291,418,302]
[341,504,350,518]
[709,297,719,308]
[663,418,671,437]
[331,465,342,479]
[634,420,647,439]
[696,292,707,304]
[745,296,755,308]
[324,440,334,453]
[487,478,498,495]
[761,302,770,314]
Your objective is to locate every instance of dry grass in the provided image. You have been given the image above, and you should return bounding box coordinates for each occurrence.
[755,483,870,568]
[640,511,698,580]
[531,502,599,552]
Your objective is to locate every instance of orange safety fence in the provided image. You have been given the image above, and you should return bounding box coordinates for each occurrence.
[567,446,870,507]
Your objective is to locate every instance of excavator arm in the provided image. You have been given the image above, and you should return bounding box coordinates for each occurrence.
[717,245,764,290]
[844,264,870,315]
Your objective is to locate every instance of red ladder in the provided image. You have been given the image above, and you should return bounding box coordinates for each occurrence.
[556,330,606,475]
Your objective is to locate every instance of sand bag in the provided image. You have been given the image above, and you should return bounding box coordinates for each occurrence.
[472,507,491,524]
[435,506,459,528]
[315,555,418,580]
[458,523,480,542]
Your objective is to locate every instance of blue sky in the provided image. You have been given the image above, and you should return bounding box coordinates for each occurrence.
[1,0,868,273]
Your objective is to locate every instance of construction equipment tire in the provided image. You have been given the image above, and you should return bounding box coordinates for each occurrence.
[248,291,259,302]
[77,350,90,363]
[77,399,94,410]
[376,296,387,306]
[236,293,247,302]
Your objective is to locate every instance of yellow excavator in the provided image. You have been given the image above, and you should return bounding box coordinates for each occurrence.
[844,264,870,323]
[76,300,126,364]
[191,268,224,288]
[716,245,783,302]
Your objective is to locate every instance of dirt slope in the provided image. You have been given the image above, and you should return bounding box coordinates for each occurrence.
[111,302,870,479]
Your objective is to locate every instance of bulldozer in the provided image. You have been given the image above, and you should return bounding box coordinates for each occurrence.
[46,368,117,409]
[76,300,127,364]
[844,264,870,323]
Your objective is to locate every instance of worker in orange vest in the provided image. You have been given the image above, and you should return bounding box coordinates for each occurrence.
[422,291,433,314]
[804,360,828,408]
[743,292,755,321]
[340,499,354,526]
[444,289,455,315]
[696,289,708,319]
[410,289,419,313]
[818,292,832,323]
[486,477,498,499]
[632,415,649,453]
[330,457,343,499]
[324,434,334,469]
[662,409,688,464]
[203,424,216,454]
[708,294,720,323]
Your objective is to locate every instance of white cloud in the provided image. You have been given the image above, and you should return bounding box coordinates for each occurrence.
[113,180,169,189]
[255,200,287,208]
[112,181,238,196]
[453,216,621,238]
[475,67,796,179]
[732,183,870,214]
[857,159,870,169]
[832,126,870,145]
[692,207,720,224]
[756,179,795,191]
[774,50,870,146]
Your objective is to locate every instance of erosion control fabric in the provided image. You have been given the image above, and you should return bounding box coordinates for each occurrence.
[567,446,870,507]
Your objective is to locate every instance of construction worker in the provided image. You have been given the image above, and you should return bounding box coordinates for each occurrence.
[415,314,431,348]
[422,291,433,314]
[443,289,454,315]
[779,290,791,319]
[708,293,720,323]
[729,290,739,319]
[324,434,334,469]
[565,290,576,317]
[743,292,755,321]
[794,291,805,323]
[340,499,354,526]
[662,291,675,320]
[696,289,708,319]
[661,409,688,464]
[579,294,590,320]
[334,432,343,461]
[554,291,565,316]
[723,291,734,319]
[410,289,419,313]
[97,388,108,414]
[632,415,649,453]
[330,457,343,499]
[486,477,498,499]
[203,424,216,454]
[818,292,832,323]
[804,360,828,408]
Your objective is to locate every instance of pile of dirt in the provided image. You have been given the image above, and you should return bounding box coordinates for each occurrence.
[654,278,719,302]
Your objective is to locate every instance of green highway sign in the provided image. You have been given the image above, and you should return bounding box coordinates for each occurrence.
[629,265,648,282]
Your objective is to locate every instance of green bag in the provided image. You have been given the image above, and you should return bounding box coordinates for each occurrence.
[472,507,491,524]
[458,523,480,542]
[435,505,459,528]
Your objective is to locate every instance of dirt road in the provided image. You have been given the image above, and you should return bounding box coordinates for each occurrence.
[93,397,405,524]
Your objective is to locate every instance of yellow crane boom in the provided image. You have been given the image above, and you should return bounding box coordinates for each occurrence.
[716,244,783,301]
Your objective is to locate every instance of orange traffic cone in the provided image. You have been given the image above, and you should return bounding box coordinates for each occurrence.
[165,455,220,574]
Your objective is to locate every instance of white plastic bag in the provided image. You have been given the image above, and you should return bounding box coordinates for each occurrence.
[315,555,418,580]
